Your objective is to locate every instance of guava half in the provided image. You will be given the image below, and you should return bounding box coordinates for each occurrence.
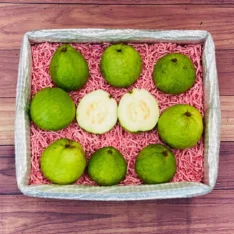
[118,88,159,132]
[76,89,117,134]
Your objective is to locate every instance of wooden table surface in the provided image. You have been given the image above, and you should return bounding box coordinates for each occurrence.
[1,1,234,233]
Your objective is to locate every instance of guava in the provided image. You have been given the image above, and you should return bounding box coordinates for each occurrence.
[158,104,203,149]
[76,89,117,134]
[49,44,89,91]
[118,88,159,132]
[153,53,196,94]
[87,146,127,186]
[40,138,86,184]
[30,87,75,131]
[135,144,176,184]
[100,44,142,88]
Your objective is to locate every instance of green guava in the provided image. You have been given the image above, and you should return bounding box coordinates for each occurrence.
[49,44,89,91]
[135,144,176,184]
[76,90,117,134]
[100,44,142,88]
[118,88,160,132]
[153,53,196,94]
[30,87,75,131]
[40,138,86,184]
[88,146,127,186]
[158,104,203,149]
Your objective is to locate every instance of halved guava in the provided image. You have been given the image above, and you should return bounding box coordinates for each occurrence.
[76,89,117,134]
[118,88,160,132]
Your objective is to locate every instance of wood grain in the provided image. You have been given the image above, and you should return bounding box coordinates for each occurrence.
[1,4,234,49]
[220,96,234,141]
[0,146,18,195]
[0,0,234,4]
[1,49,234,98]
[0,50,19,98]
[0,98,15,145]
[1,96,231,146]
[216,49,234,96]
[216,142,234,190]
[0,141,233,195]
[1,191,234,234]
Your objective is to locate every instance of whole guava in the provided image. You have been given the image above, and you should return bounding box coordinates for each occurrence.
[49,44,89,91]
[100,44,142,88]
[158,104,203,149]
[135,144,176,184]
[153,53,196,94]
[40,138,86,185]
[88,146,127,186]
[30,87,75,131]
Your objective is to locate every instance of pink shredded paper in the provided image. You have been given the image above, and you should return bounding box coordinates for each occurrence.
[30,42,204,185]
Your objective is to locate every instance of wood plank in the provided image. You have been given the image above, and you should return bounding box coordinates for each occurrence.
[0,98,15,145]
[0,50,19,98]
[1,191,234,234]
[1,49,234,98]
[0,142,233,195]
[216,141,234,190]
[220,96,234,141]
[0,4,234,49]
[216,49,234,96]
[0,0,234,5]
[0,96,232,146]
[0,145,18,195]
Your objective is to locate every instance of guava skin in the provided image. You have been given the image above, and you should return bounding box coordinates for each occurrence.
[40,138,86,185]
[153,53,196,94]
[158,104,203,149]
[49,44,89,91]
[100,44,142,88]
[135,144,176,184]
[88,147,127,186]
[30,87,75,131]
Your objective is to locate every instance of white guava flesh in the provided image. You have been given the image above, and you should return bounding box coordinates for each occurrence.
[118,88,160,132]
[76,89,117,134]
